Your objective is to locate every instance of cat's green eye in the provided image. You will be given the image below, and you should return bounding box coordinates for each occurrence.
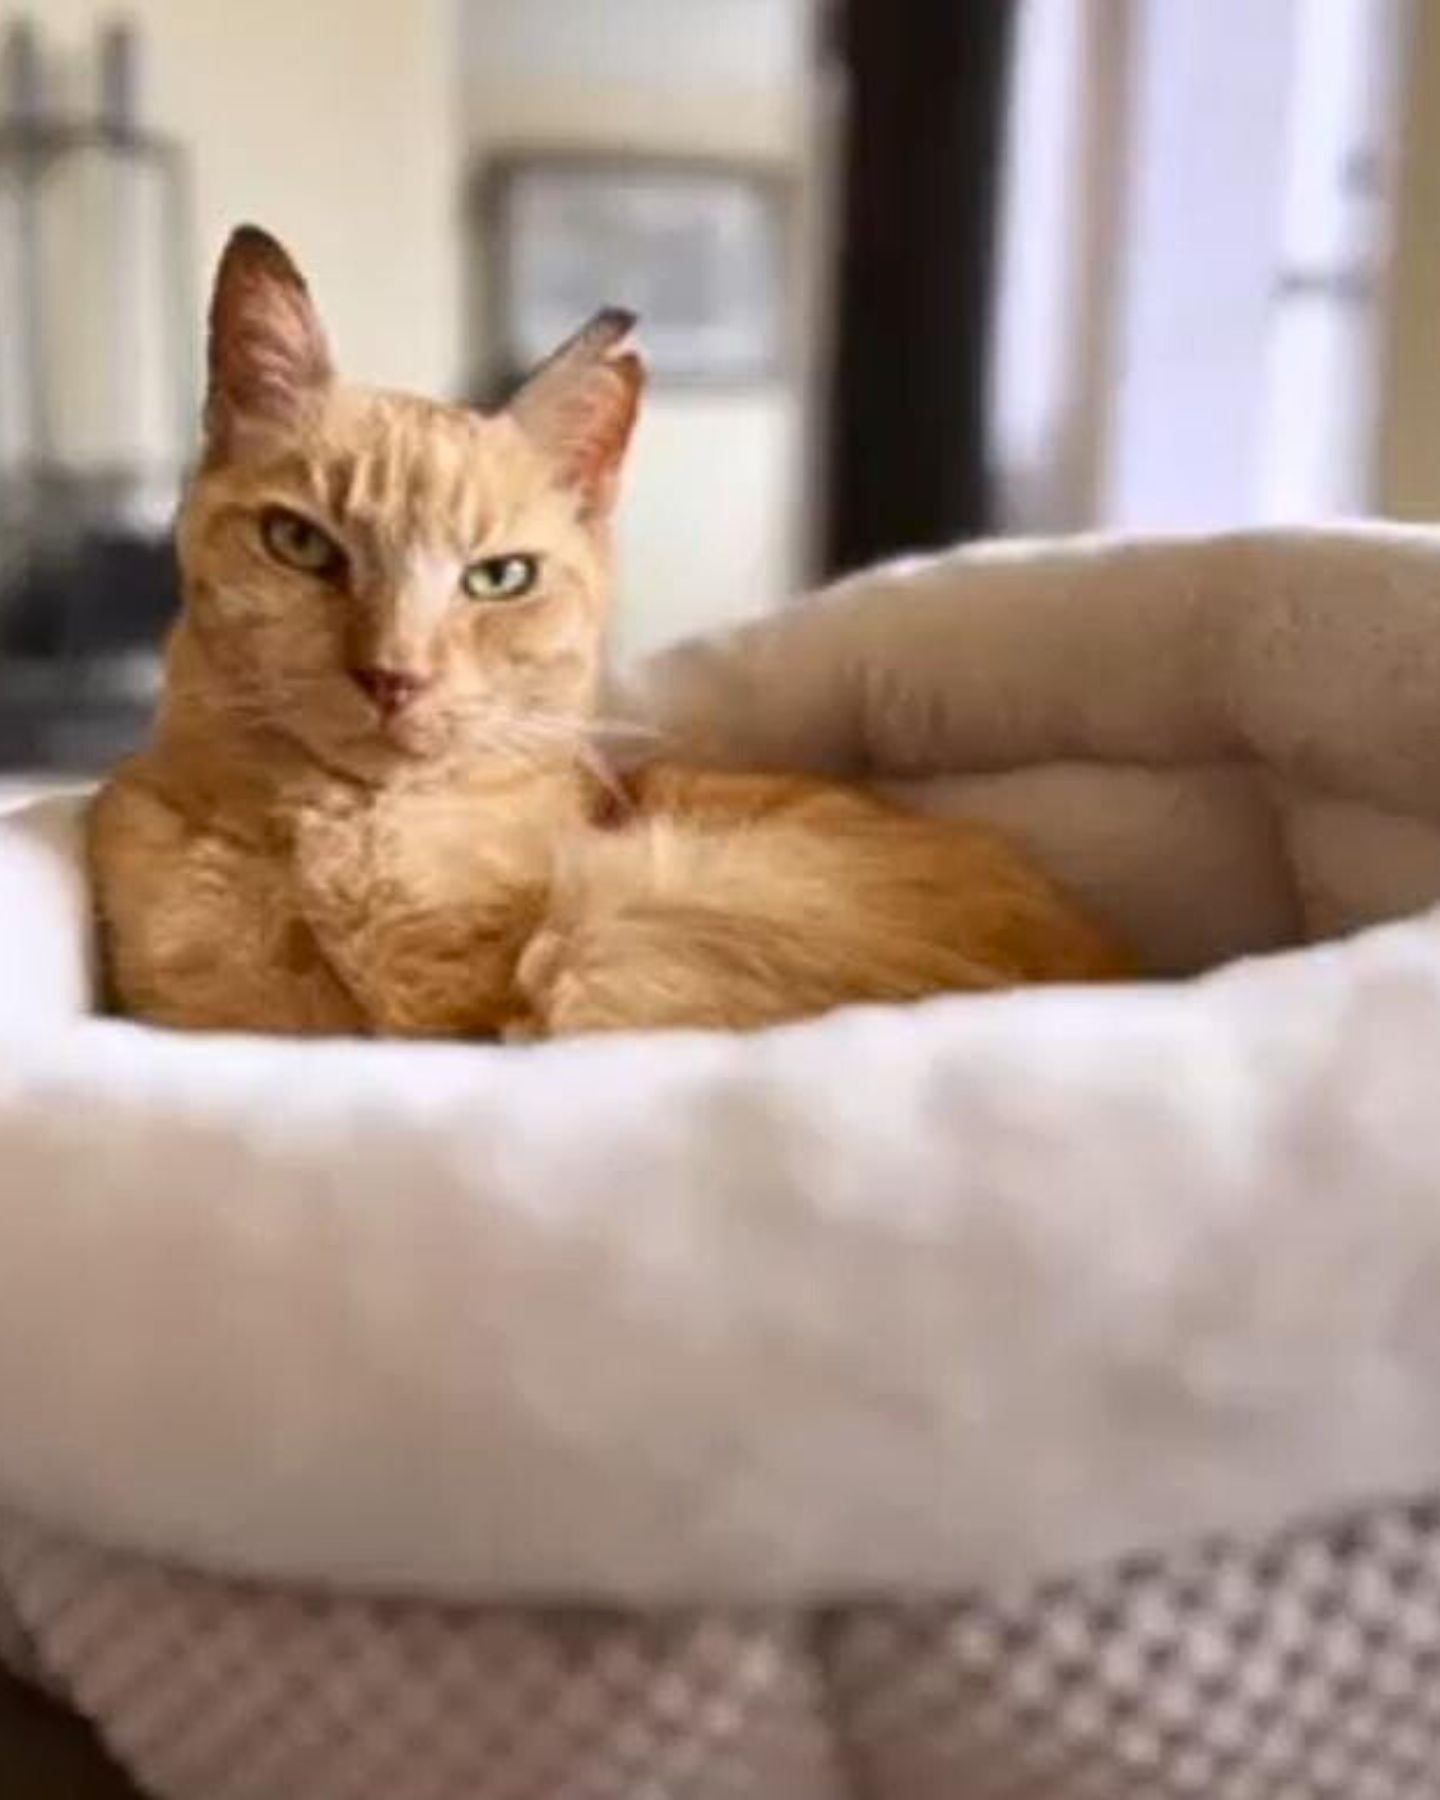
[260,506,347,582]
[462,553,540,602]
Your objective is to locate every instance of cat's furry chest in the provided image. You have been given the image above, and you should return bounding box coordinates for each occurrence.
[281,766,581,1037]
[286,767,571,907]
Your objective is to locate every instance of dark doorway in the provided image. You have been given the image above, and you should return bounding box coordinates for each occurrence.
[820,0,1018,576]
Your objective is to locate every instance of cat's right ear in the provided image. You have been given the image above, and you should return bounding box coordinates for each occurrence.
[204,225,334,457]
[508,309,644,517]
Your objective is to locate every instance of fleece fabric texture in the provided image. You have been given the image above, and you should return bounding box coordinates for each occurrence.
[1,523,1440,1604]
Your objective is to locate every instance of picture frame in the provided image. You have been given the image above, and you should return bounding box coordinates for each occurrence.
[474,149,793,391]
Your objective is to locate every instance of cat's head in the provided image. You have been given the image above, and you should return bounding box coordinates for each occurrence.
[173,225,642,773]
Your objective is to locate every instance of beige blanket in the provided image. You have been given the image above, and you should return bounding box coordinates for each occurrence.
[626,523,1440,972]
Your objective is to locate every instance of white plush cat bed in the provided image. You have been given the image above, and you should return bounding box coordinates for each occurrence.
[5,524,1440,1800]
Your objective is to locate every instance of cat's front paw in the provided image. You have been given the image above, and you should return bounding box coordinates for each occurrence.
[507,922,633,1039]
[505,926,569,1041]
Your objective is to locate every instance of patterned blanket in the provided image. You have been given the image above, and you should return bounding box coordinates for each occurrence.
[4,1496,1439,1799]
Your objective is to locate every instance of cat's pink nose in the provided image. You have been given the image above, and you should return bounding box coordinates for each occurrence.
[350,666,432,716]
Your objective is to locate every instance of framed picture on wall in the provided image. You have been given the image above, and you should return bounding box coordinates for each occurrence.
[475,150,792,390]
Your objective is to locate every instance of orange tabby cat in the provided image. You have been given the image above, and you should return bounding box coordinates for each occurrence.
[90,226,1126,1040]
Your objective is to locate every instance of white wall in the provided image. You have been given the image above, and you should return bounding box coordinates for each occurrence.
[1101,0,1299,530]
[990,0,1132,532]
[461,0,817,659]
[996,0,1403,535]
[1255,0,1402,520]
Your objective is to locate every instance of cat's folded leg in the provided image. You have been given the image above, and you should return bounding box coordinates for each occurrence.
[503,828,1013,1041]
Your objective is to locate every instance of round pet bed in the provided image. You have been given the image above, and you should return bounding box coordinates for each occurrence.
[3,524,1440,1799]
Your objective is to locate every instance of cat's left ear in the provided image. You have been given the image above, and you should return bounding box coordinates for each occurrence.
[508,309,644,517]
[204,225,335,457]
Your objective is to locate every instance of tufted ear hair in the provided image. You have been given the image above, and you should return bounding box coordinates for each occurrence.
[204,225,334,456]
[507,309,644,517]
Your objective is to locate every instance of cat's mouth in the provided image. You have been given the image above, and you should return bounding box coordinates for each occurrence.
[310,703,445,771]
[373,709,446,759]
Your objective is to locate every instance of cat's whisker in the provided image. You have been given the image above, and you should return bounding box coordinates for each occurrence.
[590,719,661,743]
[535,713,660,748]
[449,703,658,758]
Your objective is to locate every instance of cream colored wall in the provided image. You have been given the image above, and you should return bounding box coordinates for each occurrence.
[38,0,814,655]
[462,3,818,659]
[1377,1,1440,519]
[39,0,460,401]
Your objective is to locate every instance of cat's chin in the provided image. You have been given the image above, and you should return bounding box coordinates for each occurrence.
[281,721,433,785]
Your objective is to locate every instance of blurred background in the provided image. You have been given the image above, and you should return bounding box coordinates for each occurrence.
[0,0,1430,785]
